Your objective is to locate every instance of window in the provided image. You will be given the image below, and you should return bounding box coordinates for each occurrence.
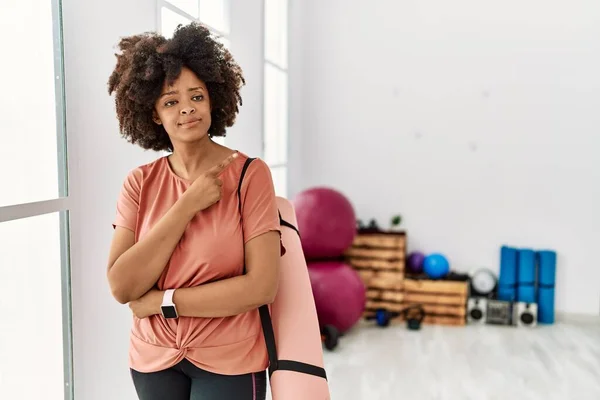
[0,213,69,398]
[264,0,289,198]
[160,0,230,36]
[0,1,73,399]
[158,0,231,146]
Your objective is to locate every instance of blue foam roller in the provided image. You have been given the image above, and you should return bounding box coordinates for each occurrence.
[499,246,518,285]
[538,287,555,324]
[537,250,556,286]
[517,249,536,284]
[517,284,536,303]
[497,284,516,302]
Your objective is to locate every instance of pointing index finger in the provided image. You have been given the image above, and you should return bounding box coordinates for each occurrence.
[208,151,239,176]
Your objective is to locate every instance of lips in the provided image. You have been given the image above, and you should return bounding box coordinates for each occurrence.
[179,118,200,126]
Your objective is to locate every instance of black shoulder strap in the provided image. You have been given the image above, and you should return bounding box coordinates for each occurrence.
[278,210,301,237]
[237,157,255,216]
[237,157,327,381]
[237,157,279,375]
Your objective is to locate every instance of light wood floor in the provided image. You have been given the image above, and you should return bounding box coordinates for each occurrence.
[270,315,600,400]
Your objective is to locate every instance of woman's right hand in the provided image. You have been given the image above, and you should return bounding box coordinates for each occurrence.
[180,152,239,215]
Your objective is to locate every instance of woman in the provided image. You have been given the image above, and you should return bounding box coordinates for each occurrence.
[106,22,283,400]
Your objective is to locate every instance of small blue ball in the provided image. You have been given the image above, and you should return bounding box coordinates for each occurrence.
[423,253,450,279]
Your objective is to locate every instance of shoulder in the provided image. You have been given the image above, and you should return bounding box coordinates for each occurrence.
[121,156,168,187]
[237,155,272,181]
[233,156,274,193]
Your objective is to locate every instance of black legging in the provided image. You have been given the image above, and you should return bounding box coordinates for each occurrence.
[130,358,267,400]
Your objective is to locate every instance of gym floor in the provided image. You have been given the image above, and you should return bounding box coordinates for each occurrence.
[271,315,600,400]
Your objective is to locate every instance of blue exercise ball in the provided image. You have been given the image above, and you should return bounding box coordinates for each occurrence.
[423,253,450,279]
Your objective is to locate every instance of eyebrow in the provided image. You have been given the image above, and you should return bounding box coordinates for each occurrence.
[160,86,205,98]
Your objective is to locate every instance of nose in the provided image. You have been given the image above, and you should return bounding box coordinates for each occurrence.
[180,106,195,115]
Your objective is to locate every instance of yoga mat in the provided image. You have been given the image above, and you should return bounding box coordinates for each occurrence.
[537,250,557,324]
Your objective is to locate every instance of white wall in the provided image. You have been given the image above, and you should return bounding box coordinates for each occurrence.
[62,1,156,398]
[62,1,265,398]
[289,0,600,315]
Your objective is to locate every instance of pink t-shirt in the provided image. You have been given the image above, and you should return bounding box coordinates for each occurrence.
[112,152,282,375]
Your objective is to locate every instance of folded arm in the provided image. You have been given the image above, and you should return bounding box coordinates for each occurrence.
[107,198,196,304]
[128,230,281,319]
[175,230,281,317]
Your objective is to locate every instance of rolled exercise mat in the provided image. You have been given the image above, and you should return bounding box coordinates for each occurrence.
[537,250,557,324]
[267,196,331,399]
[517,249,536,303]
[497,246,518,301]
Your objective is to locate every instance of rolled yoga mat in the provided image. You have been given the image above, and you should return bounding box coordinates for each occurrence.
[498,246,518,302]
[537,250,557,324]
[267,197,331,399]
[517,249,536,303]
[238,158,330,399]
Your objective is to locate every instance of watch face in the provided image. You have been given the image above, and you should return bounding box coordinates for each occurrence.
[161,305,178,319]
[472,270,497,294]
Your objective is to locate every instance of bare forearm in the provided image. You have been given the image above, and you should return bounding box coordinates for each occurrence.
[173,275,276,318]
[108,197,195,303]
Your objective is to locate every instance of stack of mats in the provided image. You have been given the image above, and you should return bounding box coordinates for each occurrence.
[498,245,557,324]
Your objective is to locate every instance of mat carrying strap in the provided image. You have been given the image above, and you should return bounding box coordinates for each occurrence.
[237,157,327,380]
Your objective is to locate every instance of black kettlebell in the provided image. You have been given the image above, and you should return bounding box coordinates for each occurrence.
[320,324,340,351]
[403,305,425,331]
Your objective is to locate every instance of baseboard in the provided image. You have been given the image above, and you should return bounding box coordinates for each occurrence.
[555,311,600,324]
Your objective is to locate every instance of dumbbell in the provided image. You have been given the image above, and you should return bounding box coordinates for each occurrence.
[366,309,401,327]
[367,306,426,330]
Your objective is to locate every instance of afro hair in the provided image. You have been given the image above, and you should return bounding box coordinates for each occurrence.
[107,22,245,152]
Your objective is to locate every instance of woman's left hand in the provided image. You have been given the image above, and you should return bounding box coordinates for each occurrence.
[129,288,163,319]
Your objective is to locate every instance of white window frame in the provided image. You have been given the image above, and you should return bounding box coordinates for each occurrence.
[157,0,231,39]
[263,0,290,198]
[0,0,74,398]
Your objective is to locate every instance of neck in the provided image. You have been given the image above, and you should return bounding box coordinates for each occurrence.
[169,136,219,180]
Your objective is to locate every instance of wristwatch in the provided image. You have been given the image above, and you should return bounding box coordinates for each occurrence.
[161,289,178,319]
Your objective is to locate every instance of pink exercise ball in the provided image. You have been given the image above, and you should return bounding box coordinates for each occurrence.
[308,261,366,334]
[293,187,357,259]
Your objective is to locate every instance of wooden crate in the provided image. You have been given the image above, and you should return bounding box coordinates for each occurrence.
[343,230,406,318]
[402,278,468,326]
[361,278,468,327]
